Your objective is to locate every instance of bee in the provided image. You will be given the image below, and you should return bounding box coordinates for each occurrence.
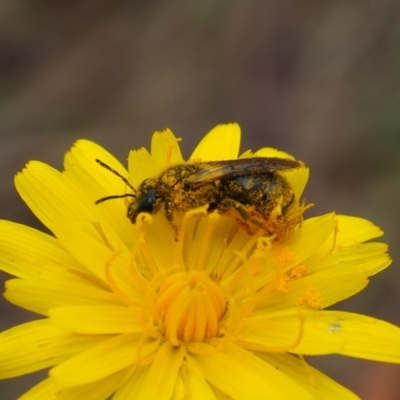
[95,157,305,239]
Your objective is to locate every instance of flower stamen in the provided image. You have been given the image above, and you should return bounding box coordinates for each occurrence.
[221,230,264,280]
[104,250,137,307]
[92,221,115,251]
[194,212,219,272]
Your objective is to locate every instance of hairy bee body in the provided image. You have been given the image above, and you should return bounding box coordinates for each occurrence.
[96,157,305,239]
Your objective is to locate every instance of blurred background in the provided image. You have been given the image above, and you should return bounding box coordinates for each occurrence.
[0,1,400,398]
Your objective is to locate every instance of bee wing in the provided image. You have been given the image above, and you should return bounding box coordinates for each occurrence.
[186,157,302,183]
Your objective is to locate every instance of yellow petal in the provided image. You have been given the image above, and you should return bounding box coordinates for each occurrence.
[251,213,337,291]
[257,242,389,311]
[5,277,122,316]
[253,147,309,199]
[49,219,141,304]
[19,368,133,400]
[315,215,385,257]
[0,320,107,378]
[0,220,82,279]
[50,334,158,387]
[243,310,400,362]
[14,161,97,233]
[273,213,337,270]
[139,212,176,271]
[283,165,310,200]
[253,147,295,160]
[19,377,58,400]
[64,139,128,199]
[258,353,359,400]
[172,360,217,400]
[190,123,241,161]
[128,147,158,187]
[15,161,135,256]
[255,269,368,312]
[291,311,400,362]
[309,242,391,278]
[112,365,149,399]
[335,215,384,243]
[150,128,184,170]
[49,305,142,334]
[64,140,134,248]
[189,343,312,399]
[137,342,186,400]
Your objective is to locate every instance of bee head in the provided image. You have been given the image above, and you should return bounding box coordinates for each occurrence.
[127,186,158,223]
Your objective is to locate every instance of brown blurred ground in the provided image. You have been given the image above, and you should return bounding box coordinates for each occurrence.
[0,1,400,398]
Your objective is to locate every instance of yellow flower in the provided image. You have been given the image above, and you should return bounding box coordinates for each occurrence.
[0,123,399,399]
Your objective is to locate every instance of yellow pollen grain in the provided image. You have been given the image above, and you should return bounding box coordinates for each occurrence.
[276,274,290,292]
[297,287,322,310]
[276,247,295,267]
[270,195,284,219]
[290,265,308,279]
[251,266,263,275]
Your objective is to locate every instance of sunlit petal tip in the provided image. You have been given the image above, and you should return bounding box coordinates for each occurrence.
[253,147,309,199]
[150,128,184,170]
[335,215,385,243]
[66,138,125,171]
[190,122,241,161]
[254,147,295,160]
[286,165,310,200]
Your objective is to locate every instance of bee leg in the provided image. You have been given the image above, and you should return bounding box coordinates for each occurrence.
[164,200,180,240]
[218,198,270,235]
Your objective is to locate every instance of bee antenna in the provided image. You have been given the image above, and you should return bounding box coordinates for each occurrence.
[95,159,136,191]
[95,193,136,205]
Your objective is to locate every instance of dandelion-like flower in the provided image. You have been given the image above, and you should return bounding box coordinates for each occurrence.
[1,123,400,399]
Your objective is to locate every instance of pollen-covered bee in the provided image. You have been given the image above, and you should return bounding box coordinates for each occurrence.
[95,157,306,239]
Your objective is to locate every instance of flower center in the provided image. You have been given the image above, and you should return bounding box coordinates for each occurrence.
[155,271,226,345]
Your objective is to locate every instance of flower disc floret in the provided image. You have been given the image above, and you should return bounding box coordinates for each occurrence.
[155,271,226,345]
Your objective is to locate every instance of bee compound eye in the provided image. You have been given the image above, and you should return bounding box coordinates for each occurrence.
[138,187,157,214]
[142,197,154,213]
